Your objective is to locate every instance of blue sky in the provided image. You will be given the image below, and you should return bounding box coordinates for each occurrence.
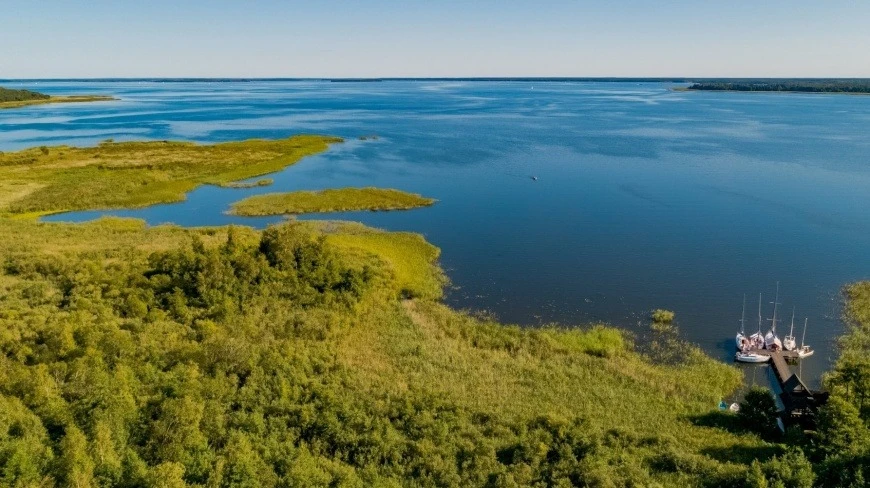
[3,0,868,78]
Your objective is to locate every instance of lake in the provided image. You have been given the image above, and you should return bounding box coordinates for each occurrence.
[3,79,869,385]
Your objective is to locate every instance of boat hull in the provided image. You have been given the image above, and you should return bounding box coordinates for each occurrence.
[797,347,814,358]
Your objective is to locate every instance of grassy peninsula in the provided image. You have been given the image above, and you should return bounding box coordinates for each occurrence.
[230,187,436,216]
[0,86,115,109]
[0,135,341,216]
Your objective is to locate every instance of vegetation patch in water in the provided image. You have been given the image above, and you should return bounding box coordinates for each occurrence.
[222,178,274,189]
[229,187,436,216]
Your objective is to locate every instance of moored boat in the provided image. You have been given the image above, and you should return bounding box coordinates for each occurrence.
[796,317,814,358]
[764,282,783,351]
[736,295,750,351]
[735,351,770,363]
[783,308,797,351]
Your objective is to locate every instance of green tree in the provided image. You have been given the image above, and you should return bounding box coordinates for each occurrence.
[57,425,95,488]
[761,448,814,488]
[817,396,870,456]
[738,387,780,438]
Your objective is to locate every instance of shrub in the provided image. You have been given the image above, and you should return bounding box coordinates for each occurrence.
[651,309,675,324]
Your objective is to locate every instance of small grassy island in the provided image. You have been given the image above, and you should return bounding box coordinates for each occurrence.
[0,133,867,486]
[0,86,115,109]
[685,79,870,94]
[229,187,436,216]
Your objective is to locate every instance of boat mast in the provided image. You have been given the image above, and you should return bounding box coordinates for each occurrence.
[801,317,808,348]
[768,281,780,333]
[789,307,796,338]
[757,293,763,334]
[740,294,746,335]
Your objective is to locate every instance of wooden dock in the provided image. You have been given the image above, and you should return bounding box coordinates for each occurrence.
[769,350,792,384]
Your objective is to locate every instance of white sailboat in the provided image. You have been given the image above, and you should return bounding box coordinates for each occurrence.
[748,293,765,350]
[797,317,815,358]
[783,307,797,351]
[736,294,769,363]
[764,282,783,351]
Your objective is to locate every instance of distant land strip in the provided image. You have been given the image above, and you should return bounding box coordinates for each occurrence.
[684,79,870,94]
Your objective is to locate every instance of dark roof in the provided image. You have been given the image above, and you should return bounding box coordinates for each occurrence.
[782,374,810,393]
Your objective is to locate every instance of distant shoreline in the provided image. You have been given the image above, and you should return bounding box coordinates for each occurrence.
[674,87,870,96]
[680,80,870,95]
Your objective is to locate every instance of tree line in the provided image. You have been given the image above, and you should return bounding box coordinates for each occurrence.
[0,86,51,102]
[688,79,870,93]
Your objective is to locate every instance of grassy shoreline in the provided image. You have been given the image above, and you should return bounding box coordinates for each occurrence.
[229,187,436,216]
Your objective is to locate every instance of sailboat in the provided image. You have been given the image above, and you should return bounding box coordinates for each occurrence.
[796,317,815,358]
[736,294,769,363]
[764,282,783,351]
[748,293,765,349]
[783,308,797,351]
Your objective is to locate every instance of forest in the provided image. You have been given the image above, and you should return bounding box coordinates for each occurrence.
[687,79,870,93]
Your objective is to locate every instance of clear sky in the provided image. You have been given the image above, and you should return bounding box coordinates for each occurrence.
[3,0,869,78]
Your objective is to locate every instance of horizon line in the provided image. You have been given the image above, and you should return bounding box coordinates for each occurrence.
[4,77,870,83]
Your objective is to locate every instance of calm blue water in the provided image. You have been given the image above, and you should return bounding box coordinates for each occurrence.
[3,80,870,385]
